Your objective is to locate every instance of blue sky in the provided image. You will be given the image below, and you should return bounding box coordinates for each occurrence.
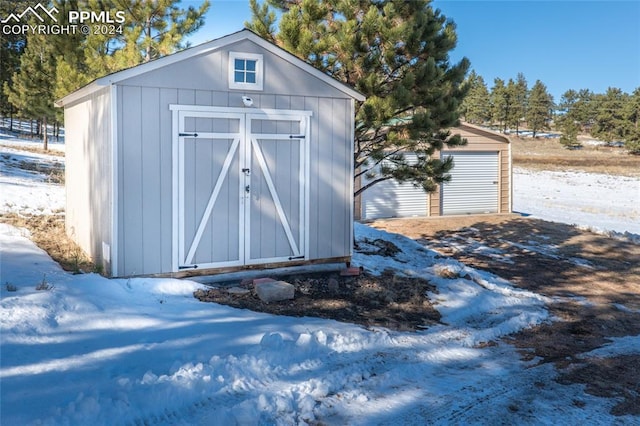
[187,0,640,101]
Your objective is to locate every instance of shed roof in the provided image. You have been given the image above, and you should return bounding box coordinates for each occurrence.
[56,29,365,107]
[456,123,511,144]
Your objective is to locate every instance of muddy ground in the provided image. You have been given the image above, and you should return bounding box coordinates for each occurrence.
[195,214,640,416]
[371,215,640,416]
[195,269,441,332]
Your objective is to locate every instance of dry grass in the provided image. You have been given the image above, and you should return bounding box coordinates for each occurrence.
[0,213,97,274]
[510,136,640,177]
[13,158,65,184]
[0,142,65,157]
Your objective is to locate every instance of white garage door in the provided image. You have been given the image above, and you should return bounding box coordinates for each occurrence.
[441,151,499,215]
[361,154,428,219]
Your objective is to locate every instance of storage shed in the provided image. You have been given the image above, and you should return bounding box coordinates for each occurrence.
[356,124,511,220]
[56,29,365,277]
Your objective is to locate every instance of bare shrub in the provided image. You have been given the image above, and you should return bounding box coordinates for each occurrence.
[35,275,53,291]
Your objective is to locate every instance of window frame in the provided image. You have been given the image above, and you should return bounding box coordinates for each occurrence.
[228,52,264,91]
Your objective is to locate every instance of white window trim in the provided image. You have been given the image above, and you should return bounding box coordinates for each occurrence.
[228,51,264,91]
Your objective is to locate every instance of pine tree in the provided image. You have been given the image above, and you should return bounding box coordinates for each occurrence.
[559,119,580,149]
[84,0,210,80]
[460,70,490,124]
[557,89,578,117]
[249,0,470,195]
[5,32,57,149]
[511,72,528,134]
[591,87,627,143]
[490,78,508,132]
[505,78,518,132]
[622,87,640,154]
[51,0,91,101]
[0,1,31,127]
[246,0,277,42]
[525,80,553,137]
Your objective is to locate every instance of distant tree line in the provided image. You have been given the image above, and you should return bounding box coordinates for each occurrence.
[1,0,210,149]
[460,70,640,154]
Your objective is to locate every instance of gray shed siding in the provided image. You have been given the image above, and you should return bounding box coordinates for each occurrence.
[64,86,112,273]
[119,39,348,100]
[113,40,353,276]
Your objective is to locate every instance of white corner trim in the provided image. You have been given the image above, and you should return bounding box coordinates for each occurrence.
[171,107,180,272]
[348,98,355,255]
[110,84,119,277]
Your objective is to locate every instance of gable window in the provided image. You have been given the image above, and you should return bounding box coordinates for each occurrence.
[229,52,263,91]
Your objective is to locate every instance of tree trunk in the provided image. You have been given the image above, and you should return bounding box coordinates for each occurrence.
[42,116,48,151]
[145,17,152,62]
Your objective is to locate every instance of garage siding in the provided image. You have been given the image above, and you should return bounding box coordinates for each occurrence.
[358,124,511,220]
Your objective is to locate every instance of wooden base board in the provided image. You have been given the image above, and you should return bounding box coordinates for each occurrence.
[130,256,352,280]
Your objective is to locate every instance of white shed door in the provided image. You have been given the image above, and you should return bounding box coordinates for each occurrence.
[361,154,428,219]
[441,151,499,215]
[176,109,309,270]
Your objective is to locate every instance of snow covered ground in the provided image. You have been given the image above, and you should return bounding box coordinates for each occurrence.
[0,144,65,215]
[2,136,640,424]
[514,168,640,236]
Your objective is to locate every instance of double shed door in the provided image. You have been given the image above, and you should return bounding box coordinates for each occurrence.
[174,107,310,270]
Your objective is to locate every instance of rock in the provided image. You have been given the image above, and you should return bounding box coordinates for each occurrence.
[253,277,276,285]
[227,286,250,295]
[327,278,339,292]
[255,280,295,303]
[340,266,362,276]
[239,278,253,286]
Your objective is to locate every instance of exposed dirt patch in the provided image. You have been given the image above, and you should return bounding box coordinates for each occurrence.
[371,215,640,416]
[194,270,441,332]
[557,355,640,416]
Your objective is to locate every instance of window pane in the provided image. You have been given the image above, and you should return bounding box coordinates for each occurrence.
[246,60,256,72]
[234,59,245,70]
[234,71,245,83]
[246,72,256,84]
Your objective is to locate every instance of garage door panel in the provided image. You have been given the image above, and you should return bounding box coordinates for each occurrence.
[442,151,499,215]
[362,180,428,219]
[361,153,428,219]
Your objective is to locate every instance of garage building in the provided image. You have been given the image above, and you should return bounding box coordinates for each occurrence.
[356,124,511,220]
